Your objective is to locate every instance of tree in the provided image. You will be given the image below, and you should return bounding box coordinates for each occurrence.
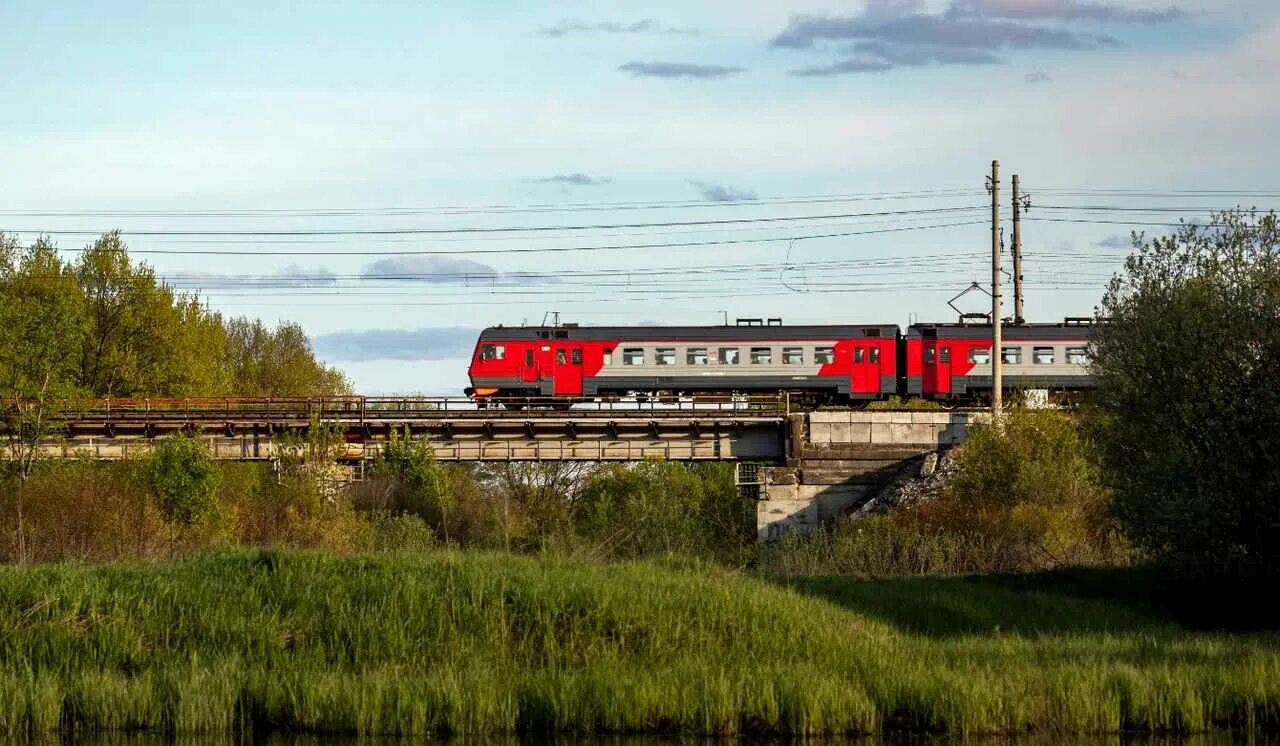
[149,433,220,525]
[1091,209,1280,581]
[224,317,350,397]
[0,236,87,562]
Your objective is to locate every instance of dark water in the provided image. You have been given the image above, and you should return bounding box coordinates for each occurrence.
[10,733,1278,746]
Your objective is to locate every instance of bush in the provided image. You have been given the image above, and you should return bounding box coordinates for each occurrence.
[916,408,1121,570]
[1091,209,1280,582]
[149,434,220,526]
[757,514,1004,578]
[759,409,1124,577]
[0,459,160,563]
[575,461,750,562]
[368,430,450,528]
[368,512,437,553]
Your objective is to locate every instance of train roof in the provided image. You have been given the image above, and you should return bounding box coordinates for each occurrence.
[907,322,1096,340]
[478,324,901,342]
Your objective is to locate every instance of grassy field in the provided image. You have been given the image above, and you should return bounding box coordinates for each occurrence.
[0,550,1277,737]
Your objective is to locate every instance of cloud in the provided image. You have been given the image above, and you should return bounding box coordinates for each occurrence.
[772,8,1115,51]
[1096,234,1133,249]
[530,173,611,186]
[792,58,896,76]
[362,255,498,283]
[536,19,699,37]
[360,256,555,286]
[617,61,746,79]
[1025,69,1052,82]
[689,180,757,201]
[947,0,1184,23]
[771,0,1177,73]
[793,40,1001,75]
[163,264,337,289]
[312,327,480,362]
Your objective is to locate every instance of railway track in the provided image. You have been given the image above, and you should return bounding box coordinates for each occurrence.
[2,394,794,428]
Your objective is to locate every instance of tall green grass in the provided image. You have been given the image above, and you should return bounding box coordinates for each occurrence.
[0,550,1277,737]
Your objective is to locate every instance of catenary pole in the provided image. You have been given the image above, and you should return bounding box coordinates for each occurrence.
[1012,173,1025,325]
[989,161,1003,417]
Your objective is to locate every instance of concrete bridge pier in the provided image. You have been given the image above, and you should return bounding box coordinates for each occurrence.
[755,411,987,540]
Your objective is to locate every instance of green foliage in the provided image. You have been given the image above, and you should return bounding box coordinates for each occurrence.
[575,461,750,561]
[0,550,1277,736]
[865,395,944,410]
[370,430,451,525]
[149,434,220,525]
[933,408,1120,568]
[760,409,1122,577]
[0,230,349,401]
[757,514,1006,578]
[1091,209,1280,581]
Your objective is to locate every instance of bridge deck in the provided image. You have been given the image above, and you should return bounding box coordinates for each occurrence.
[5,396,790,462]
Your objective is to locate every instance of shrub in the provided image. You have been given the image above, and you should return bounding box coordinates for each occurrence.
[759,409,1124,577]
[149,434,220,526]
[369,429,450,528]
[575,461,749,561]
[0,459,160,563]
[916,408,1121,570]
[1091,209,1280,582]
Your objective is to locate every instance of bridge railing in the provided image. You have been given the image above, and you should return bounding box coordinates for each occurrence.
[4,393,790,426]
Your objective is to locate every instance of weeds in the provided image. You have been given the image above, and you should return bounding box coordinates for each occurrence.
[0,551,1276,737]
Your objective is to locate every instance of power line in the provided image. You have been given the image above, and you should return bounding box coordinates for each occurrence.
[42,219,990,256]
[5,205,987,238]
[0,188,983,218]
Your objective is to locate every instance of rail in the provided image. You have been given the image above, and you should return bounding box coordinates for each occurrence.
[2,394,792,427]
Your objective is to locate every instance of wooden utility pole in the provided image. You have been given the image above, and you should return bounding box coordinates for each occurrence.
[1012,174,1025,325]
[989,161,1003,417]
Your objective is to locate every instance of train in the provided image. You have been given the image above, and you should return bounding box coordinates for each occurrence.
[465,318,1096,406]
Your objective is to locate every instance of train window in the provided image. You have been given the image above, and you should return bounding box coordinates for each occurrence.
[870,347,880,363]
[1002,346,1022,365]
[864,328,882,337]
[687,347,709,365]
[655,348,676,366]
[553,330,569,339]
[571,349,583,365]
[719,347,740,365]
[556,350,566,365]
[622,348,644,366]
[815,346,834,364]
[525,350,534,366]
[603,350,612,366]
[1067,347,1089,365]
[480,344,505,361]
[854,347,865,364]
[940,346,951,363]
[969,347,992,365]
[1034,346,1055,365]
[782,347,803,365]
[750,347,772,365]
[924,346,936,364]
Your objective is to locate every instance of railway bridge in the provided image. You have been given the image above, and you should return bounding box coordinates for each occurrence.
[4,396,986,539]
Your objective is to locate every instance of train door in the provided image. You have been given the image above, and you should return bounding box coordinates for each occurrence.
[935,343,952,395]
[554,344,584,396]
[520,347,538,384]
[867,343,883,394]
[922,341,951,396]
[851,344,880,395]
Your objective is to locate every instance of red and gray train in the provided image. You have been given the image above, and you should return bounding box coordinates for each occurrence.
[466,319,1095,405]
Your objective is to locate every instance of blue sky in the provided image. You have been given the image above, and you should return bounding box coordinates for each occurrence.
[3,0,1278,393]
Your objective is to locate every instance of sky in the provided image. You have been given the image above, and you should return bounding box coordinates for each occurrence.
[2,0,1277,393]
